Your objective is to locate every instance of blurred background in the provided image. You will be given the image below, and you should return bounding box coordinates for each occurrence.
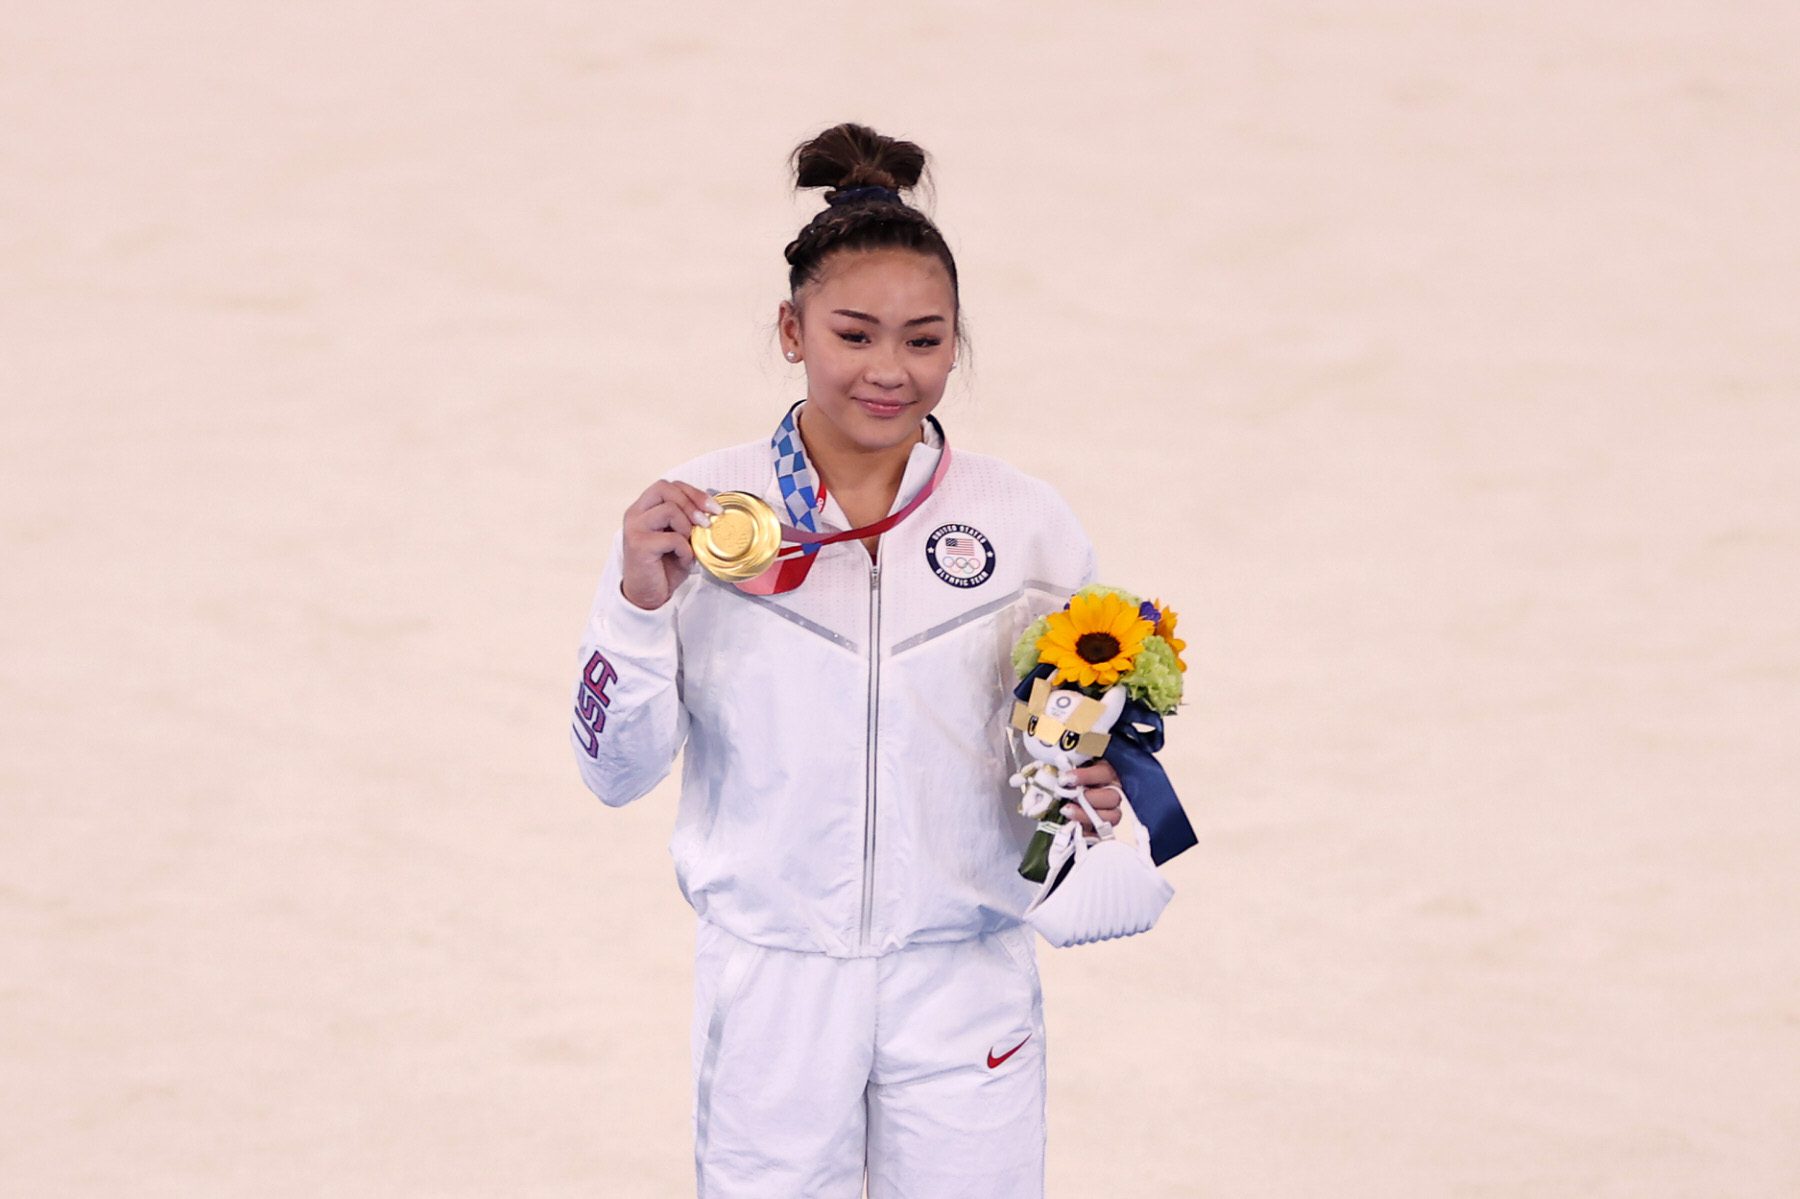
[4,2,1796,1194]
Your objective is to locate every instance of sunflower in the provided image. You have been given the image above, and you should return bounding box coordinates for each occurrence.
[1036,591,1154,688]
[1151,597,1188,673]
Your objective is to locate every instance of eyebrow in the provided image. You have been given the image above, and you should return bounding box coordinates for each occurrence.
[831,308,947,327]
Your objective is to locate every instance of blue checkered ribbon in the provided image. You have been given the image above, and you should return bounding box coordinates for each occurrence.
[772,400,824,553]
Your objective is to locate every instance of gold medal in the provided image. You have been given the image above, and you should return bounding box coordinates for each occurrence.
[690,491,784,580]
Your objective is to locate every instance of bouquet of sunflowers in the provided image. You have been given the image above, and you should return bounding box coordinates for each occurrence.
[1008,585,1195,883]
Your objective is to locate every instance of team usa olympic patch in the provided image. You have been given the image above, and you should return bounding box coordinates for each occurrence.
[925,523,995,588]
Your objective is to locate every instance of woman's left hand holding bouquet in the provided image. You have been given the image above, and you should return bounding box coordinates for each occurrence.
[1064,760,1124,837]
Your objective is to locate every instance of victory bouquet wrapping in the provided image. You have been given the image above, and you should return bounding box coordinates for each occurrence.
[1008,586,1197,946]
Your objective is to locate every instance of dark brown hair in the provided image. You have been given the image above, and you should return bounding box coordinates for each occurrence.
[783,123,962,338]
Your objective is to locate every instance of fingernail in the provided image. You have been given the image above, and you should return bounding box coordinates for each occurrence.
[693,511,712,527]
[705,497,724,514]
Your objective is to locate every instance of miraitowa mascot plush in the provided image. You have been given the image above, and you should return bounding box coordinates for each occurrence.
[1008,586,1198,947]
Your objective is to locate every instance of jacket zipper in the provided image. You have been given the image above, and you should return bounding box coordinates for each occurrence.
[858,558,882,952]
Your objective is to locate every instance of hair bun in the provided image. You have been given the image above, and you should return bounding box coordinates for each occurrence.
[780,121,960,327]
[790,122,927,202]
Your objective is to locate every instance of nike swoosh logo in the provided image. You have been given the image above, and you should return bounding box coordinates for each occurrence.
[987,1035,1031,1069]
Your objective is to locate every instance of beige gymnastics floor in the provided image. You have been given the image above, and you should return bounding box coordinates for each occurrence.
[3,2,1796,1194]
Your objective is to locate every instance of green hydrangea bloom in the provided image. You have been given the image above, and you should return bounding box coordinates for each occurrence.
[1122,635,1184,714]
[1011,615,1050,678]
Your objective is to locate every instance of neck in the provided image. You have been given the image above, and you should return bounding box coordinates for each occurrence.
[797,405,923,503]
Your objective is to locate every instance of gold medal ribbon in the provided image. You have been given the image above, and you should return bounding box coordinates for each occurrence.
[692,419,951,594]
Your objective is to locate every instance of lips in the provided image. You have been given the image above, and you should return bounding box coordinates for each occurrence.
[855,397,911,417]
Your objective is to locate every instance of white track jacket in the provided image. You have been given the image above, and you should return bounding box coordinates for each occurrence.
[570,424,1095,958]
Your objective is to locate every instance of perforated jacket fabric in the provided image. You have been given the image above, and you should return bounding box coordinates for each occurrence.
[570,421,1095,958]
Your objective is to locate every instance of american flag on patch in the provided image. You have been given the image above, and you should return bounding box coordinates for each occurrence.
[942,534,979,556]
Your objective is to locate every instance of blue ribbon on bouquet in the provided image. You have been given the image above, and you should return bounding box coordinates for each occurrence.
[1012,663,1198,866]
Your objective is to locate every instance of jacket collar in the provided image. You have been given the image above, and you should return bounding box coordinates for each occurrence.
[771,401,946,534]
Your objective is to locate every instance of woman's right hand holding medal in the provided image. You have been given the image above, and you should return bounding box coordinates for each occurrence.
[620,480,723,611]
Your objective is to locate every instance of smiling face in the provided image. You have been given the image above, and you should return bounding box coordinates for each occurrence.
[777,247,958,459]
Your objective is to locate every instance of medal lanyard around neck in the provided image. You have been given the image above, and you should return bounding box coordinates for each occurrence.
[767,400,951,561]
[735,401,950,596]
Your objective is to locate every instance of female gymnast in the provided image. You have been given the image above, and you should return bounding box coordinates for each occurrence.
[572,121,1124,1198]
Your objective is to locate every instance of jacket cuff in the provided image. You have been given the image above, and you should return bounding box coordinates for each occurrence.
[600,580,681,658]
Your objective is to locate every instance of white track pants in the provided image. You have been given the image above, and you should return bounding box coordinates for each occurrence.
[689,919,1047,1198]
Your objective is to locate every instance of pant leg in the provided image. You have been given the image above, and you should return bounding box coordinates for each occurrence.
[865,925,1047,1199]
[690,920,875,1199]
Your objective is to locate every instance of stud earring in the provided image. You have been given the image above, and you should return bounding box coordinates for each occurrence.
[785,350,799,362]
